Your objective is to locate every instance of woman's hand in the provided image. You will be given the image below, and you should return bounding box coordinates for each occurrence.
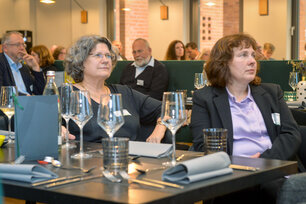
[146,119,167,143]
[61,125,76,140]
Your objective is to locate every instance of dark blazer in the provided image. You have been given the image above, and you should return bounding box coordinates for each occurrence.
[0,53,45,95]
[119,59,169,101]
[191,83,301,161]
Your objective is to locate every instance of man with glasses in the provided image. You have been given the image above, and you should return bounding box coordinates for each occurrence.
[119,38,168,101]
[0,31,45,95]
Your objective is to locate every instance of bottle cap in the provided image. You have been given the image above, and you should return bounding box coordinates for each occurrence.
[46,71,55,76]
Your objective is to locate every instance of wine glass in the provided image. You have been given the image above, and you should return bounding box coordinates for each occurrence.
[70,90,93,159]
[0,86,18,144]
[97,94,124,138]
[60,83,75,149]
[288,71,299,91]
[194,73,206,89]
[161,92,187,166]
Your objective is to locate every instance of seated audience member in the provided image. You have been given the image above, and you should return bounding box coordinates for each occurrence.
[112,40,127,60]
[185,42,200,60]
[53,46,67,60]
[164,40,186,60]
[191,33,301,162]
[30,45,57,76]
[263,42,275,60]
[191,33,303,203]
[0,38,2,53]
[255,42,267,60]
[198,48,211,61]
[119,38,168,101]
[0,32,45,95]
[50,45,58,55]
[64,35,167,143]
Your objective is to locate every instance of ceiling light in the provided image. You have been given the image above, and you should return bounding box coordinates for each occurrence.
[40,0,56,4]
[205,2,216,6]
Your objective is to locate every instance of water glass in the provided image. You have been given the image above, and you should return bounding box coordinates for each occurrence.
[102,137,129,175]
[203,128,227,154]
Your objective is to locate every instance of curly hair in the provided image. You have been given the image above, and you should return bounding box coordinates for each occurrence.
[30,45,54,67]
[205,33,261,88]
[164,40,186,60]
[64,35,117,83]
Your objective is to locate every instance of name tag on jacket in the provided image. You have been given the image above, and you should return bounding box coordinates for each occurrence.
[137,79,144,86]
[271,113,281,125]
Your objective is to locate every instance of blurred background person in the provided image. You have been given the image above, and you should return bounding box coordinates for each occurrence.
[112,40,127,60]
[255,42,267,60]
[0,38,2,53]
[164,40,186,60]
[198,48,211,61]
[53,46,67,60]
[185,42,200,60]
[263,42,275,60]
[50,44,58,55]
[30,45,57,76]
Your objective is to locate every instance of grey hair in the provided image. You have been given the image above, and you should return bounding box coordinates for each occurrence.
[64,35,117,83]
[1,31,23,45]
[133,38,151,49]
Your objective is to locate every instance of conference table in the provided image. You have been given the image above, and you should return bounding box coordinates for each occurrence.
[0,142,298,203]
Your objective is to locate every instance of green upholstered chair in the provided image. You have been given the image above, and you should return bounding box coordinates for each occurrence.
[53,60,65,71]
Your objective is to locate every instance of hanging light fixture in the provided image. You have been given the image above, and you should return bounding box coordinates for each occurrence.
[40,0,56,4]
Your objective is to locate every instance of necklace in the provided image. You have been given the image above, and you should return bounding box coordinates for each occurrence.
[78,83,110,96]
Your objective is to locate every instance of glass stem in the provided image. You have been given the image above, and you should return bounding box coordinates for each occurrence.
[171,130,176,166]
[80,126,84,155]
[8,117,12,141]
[65,118,70,144]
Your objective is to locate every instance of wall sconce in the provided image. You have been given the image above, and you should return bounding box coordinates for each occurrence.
[73,0,88,24]
[40,0,55,4]
[160,0,168,20]
[259,0,269,15]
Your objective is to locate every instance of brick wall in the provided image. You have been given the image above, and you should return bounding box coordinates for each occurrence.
[199,0,224,52]
[118,0,149,60]
[223,0,240,36]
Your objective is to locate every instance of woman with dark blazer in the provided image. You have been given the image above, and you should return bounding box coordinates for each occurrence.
[190,33,303,204]
[191,33,301,162]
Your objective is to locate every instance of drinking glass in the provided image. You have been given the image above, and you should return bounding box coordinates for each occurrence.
[97,94,124,138]
[70,90,93,159]
[194,73,206,89]
[60,83,75,149]
[161,92,187,166]
[288,71,299,91]
[0,86,17,144]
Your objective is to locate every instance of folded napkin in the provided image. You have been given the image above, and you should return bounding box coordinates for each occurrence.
[0,164,58,183]
[162,152,233,184]
[286,101,305,108]
[129,141,172,158]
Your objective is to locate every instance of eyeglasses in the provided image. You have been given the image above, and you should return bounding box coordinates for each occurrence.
[89,53,114,60]
[6,43,27,48]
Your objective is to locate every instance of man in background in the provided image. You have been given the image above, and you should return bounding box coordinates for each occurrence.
[0,38,2,53]
[112,40,127,61]
[186,42,200,60]
[0,31,45,95]
[263,42,275,60]
[120,38,168,101]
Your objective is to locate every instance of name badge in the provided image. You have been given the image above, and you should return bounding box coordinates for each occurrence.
[123,109,131,116]
[271,113,281,125]
[137,79,144,86]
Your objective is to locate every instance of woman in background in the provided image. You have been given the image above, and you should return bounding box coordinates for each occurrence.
[164,40,186,60]
[30,45,57,76]
[53,46,67,60]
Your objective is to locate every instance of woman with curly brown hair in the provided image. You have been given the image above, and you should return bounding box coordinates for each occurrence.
[30,45,57,76]
[164,40,186,60]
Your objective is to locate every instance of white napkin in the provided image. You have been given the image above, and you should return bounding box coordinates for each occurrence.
[0,164,58,183]
[129,141,172,158]
[286,101,304,108]
[162,152,233,184]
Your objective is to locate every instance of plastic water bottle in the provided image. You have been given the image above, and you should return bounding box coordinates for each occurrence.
[43,71,62,145]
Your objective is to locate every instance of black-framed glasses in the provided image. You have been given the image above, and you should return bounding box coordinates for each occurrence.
[89,53,114,60]
[7,43,27,48]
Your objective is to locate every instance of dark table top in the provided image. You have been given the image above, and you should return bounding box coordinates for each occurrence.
[0,141,298,204]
